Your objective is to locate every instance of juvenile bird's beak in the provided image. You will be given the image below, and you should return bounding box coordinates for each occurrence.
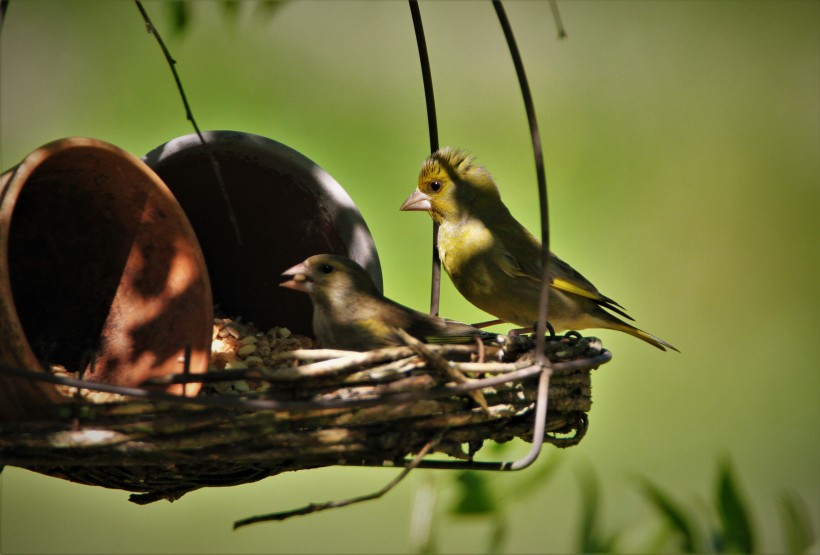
[400,189,431,211]
[280,261,314,293]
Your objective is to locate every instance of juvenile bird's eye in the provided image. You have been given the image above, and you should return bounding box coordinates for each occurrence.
[430,180,442,192]
[320,264,334,274]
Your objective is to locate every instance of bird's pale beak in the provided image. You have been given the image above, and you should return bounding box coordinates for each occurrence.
[400,189,431,211]
[280,262,314,293]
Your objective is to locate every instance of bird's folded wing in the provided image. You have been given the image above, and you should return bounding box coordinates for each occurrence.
[496,240,634,321]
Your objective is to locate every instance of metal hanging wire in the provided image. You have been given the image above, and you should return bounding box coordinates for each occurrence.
[405,0,564,472]
[408,0,443,318]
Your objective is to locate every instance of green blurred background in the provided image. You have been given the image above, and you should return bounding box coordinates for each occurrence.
[1,1,817,552]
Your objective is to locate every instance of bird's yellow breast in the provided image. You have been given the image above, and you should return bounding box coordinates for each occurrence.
[437,220,497,297]
[436,218,542,326]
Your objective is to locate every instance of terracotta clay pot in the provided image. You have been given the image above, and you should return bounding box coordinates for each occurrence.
[143,131,382,337]
[0,138,213,420]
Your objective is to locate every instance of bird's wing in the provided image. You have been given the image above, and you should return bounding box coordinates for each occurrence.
[400,306,493,344]
[548,254,632,319]
[350,318,401,346]
[494,227,634,321]
[420,318,496,344]
[492,220,544,280]
[323,293,418,349]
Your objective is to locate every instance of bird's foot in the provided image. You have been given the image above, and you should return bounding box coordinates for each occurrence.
[471,318,505,329]
[507,321,556,337]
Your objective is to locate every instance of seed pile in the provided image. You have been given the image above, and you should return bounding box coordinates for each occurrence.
[210,316,312,370]
[206,316,313,395]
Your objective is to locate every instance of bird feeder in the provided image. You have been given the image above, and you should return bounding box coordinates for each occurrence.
[0,2,610,515]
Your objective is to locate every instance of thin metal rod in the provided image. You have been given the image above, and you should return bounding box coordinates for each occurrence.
[408,365,553,472]
[509,366,551,469]
[493,0,551,368]
[491,0,555,473]
[408,0,442,317]
[182,344,192,398]
[408,0,439,154]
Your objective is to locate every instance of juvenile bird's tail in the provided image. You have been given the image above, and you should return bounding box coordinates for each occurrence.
[425,321,497,345]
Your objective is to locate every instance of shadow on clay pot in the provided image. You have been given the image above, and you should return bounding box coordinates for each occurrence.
[0,138,213,420]
[143,131,382,337]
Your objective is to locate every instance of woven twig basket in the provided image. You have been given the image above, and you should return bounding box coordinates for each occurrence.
[0,332,609,504]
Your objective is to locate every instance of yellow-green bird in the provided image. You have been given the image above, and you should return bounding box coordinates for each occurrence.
[400,147,678,352]
[280,254,495,351]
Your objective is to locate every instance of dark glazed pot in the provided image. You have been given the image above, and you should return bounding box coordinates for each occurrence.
[143,131,382,336]
[0,138,213,420]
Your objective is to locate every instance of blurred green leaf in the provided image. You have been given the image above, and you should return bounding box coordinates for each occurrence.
[506,452,562,502]
[779,490,815,554]
[221,0,240,22]
[447,471,509,554]
[450,471,497,516]
[255,0,288,20]
[487,439,510,455]
[410,475,439,555]
[166,1,188,35]
[577,467,617,553]
[715,459,755,553]
[642,479,705,553]
[163,0,288,37]
[487,514,508,555]
[0,0,10,32]
[443,451,559,553]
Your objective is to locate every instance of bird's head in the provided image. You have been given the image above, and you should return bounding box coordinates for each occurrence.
[400,147,501,223]
[280,254,380,301]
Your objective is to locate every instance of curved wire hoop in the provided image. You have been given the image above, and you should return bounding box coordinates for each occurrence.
[407,0,565,471]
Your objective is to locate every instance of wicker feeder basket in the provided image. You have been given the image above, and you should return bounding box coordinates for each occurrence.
[0,330,609,504]
[0,2,619,520]
[0,136,610,507]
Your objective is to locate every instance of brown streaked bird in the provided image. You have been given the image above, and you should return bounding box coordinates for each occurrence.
[280,254,495,351]
[400,147,678,352]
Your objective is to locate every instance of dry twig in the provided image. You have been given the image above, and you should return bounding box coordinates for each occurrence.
[233,431,444,528]
[0,334,609,504]
[134,0,242,246]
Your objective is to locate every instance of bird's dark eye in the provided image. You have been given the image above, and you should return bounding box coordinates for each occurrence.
[320,264,334,274]
[430,180,442,192]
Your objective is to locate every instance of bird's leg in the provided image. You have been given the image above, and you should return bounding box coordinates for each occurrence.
[471,318,505,329]
[507,321,555,337]
[507,326,532,337]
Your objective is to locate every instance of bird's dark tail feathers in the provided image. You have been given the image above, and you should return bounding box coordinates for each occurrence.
[608,321,679,352]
